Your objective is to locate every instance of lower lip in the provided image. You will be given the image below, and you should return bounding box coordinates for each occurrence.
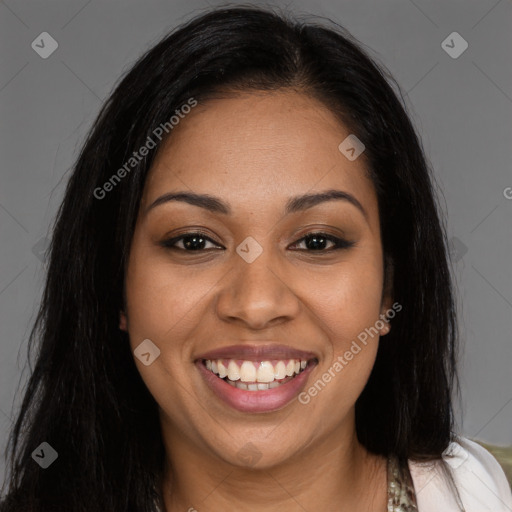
[195,359,317,413]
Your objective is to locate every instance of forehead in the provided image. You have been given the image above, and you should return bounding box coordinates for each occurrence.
[142,90,377,222]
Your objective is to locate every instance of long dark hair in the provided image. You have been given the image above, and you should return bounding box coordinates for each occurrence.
[1,5,461,511]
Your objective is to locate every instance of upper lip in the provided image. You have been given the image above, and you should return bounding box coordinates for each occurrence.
[195,343,319,362]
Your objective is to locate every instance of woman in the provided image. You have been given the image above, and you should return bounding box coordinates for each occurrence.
[1,5,511,512]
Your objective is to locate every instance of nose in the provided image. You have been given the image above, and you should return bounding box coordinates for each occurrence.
[215,248,301,330]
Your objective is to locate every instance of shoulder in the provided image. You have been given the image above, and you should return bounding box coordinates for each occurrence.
[408,435,512,512]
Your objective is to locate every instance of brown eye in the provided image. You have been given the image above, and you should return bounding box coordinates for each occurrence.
[290,232,355,252]
[160,231,355,253]
[160,232,223,251]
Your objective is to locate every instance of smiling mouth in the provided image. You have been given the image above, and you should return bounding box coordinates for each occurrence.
[201,358,318,391]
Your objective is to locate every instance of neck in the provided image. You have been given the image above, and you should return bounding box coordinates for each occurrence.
[158,410,388,512]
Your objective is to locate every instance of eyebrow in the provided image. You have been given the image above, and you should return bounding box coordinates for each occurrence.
[145,189,368,220]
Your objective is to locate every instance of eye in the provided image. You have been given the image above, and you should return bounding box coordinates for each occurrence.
[289,232,356,252]
[159,232,223,251]
[160,231,355,253]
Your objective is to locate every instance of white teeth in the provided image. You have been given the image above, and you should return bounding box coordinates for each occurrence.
[240,361,257,382]
[256,361,275,383]
[203,357,311,388]
[227,360,240,381]
[218,361,228,379]
[274,361,287,379]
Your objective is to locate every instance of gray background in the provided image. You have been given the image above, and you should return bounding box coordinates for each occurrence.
[1,0,511,484]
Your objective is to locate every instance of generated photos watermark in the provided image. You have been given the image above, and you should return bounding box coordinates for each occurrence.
[298,301,402,405]
[93,97,198,200]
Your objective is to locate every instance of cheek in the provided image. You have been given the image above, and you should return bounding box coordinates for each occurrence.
[307,255,384,346]
[123,244,208,343]
[122,245,202,424]
[300,252,384,400]
[122,239,221,411]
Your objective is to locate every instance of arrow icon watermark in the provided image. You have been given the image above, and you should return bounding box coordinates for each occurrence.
[134,339,161,366]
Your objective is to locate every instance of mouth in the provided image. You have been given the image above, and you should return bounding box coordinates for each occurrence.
[194,344,319,413]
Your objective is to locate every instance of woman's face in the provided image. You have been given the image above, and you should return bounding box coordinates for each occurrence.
[121,89,393,468]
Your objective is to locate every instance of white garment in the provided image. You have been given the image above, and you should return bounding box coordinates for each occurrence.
[409,435,512,511]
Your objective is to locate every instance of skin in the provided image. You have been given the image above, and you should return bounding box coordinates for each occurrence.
[120,89,394,512]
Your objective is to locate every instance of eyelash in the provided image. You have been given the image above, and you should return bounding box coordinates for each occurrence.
[160,231,356,253]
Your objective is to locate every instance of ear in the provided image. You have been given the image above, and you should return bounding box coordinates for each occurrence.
[119,310,128,331]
